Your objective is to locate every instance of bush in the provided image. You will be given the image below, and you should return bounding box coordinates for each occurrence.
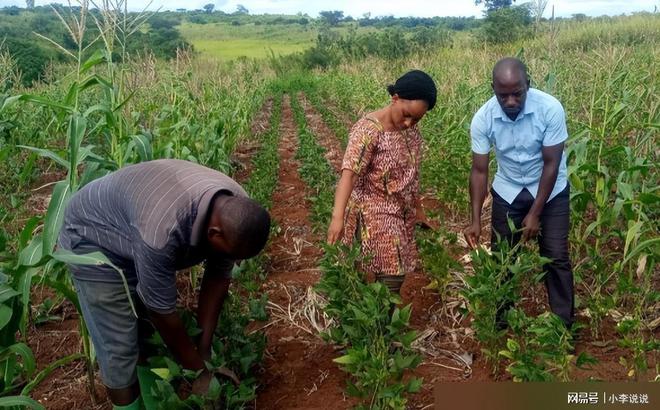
[411,27,454,49]
[301,25,454,69]
[301,46,336,71]
[187,15,207,24]
[478,5,533,44]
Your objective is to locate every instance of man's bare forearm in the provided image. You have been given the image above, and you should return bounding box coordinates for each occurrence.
[469,153,490,225]
[197,274,230,359]
[149,310,205,370]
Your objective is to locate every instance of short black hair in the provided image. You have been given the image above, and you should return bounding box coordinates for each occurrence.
[492,57,529,83]
[217,196,271,258]
[387,69,437,110]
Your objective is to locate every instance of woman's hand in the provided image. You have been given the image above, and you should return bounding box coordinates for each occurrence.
[328,169,357,244]
[327,215,344,244]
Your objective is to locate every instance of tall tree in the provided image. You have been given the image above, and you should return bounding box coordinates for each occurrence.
[475,0,516,11]
[235,4,249,14]
[26,0,35,9]
[203,3,215,14]
[319,10,344,26]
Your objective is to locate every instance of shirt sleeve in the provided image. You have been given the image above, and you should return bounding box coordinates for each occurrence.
[341,121,379,176]
[543,101,569,146]
[470,111,491,154]
[134,241,177,314]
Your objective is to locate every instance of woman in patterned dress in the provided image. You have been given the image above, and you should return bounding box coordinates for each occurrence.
[327,70,437,295]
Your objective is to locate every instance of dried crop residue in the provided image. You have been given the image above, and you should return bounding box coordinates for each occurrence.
[25,91,657,410]
[28,286,110,409]
[294,96,658,409]
[256,94,355,409]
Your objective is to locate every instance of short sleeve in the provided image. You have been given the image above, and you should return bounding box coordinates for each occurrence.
[134,241,177,314]
[341,121,379,176]
[543,101,568,147]
[470,111,491,154]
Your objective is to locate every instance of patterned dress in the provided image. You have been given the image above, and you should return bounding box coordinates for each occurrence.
[341,116,423,276]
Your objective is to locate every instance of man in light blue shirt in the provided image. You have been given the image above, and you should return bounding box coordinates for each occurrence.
[464,57,574,328]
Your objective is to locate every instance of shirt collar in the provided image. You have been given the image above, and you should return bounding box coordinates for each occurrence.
[191,188,234,247]
[493,90,535,122]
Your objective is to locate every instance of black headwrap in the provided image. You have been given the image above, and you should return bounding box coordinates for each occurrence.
[387,69,437,110]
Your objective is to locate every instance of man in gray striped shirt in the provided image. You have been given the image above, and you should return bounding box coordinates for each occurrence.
[58,159,270,409]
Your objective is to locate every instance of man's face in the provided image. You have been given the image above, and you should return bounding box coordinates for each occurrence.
[391,96,429,131]
[492,75,529,121]
[207,231,255,261]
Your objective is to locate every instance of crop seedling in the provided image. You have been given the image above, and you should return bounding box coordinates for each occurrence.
[317,245,421,409]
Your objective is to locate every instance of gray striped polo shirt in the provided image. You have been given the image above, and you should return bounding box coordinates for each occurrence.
[58,159,247,313]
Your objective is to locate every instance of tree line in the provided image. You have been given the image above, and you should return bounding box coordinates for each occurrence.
[0,5,190,87]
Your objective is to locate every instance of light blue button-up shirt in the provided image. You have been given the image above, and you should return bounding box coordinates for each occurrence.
[470,88,568,205]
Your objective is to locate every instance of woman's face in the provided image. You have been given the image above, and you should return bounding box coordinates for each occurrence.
[390,96,429,130]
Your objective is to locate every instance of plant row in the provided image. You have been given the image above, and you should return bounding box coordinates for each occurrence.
[289,86,422,409]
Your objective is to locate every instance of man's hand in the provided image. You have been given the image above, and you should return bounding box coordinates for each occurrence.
[191,369,213,396]
[148,310,206,371]
[521,213,540,242]
[327,215,344,244]
[463,222,481,249]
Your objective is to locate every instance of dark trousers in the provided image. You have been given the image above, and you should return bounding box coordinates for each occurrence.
[490,185,574,328]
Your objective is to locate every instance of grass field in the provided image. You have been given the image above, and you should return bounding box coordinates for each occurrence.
[178,21,380,60]
[191,38,311,59]
[178,21,316,59]
[1,7,658,410]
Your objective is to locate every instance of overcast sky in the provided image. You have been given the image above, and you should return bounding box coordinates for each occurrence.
[1,0,658,18]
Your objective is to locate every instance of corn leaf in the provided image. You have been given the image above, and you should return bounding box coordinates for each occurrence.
[0,395,45,410]
[52,249,137,317]
[18,236,43,267]
[17,146,69,170]
[0,304,12,331]
[42,181,72,257]
[0,342,36,376]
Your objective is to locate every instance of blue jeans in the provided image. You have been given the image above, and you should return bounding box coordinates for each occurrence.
[72,277,144,389]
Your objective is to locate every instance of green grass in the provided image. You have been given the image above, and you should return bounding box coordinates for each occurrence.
[191,38,311,60]
[179,22,315,60]
[178,21,379,60]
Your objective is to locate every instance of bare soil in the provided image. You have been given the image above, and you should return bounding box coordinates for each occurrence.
[23,94,658,410]
[254,94,356,409]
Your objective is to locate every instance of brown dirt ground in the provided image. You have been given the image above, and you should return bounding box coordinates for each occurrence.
[298,93,343,174]
[287,95,658,409]
[254,94,357,409]
[27,169,110,410]
[25,98,276,410]
[22,94,658,410]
